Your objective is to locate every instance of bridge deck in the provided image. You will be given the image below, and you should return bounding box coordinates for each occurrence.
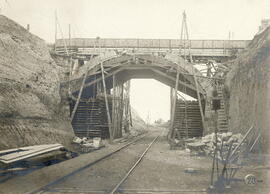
[55,38,251,58]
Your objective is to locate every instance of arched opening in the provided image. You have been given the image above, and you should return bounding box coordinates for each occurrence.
[130,79,170,124]
[68,54,206,140]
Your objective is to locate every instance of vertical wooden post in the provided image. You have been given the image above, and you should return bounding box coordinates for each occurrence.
[169,65,180,140]
[193,73,206,135]
[170,87,173,121]
[125,81,132,129]
[101,61,113,141]
[119,83,124,137]
[68,24,72,89]
[70,56,95,121]
[112,74,116,138]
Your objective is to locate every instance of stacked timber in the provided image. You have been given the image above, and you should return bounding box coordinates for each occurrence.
[71,97,111,139]
[98,96,112,138]
[174,100,203,138]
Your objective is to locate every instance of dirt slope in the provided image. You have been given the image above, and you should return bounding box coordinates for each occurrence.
[225,27,270,152]
[129,107,147,135]
[0,15,74,150]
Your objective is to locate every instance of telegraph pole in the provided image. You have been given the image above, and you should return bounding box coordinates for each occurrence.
[54,10,57,51]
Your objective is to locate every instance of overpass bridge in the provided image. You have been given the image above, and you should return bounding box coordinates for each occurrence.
[56,38,250,140]
[55,38,250,62]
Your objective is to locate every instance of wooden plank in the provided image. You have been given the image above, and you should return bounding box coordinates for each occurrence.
[150,68,200,93]
[77,67,125,92]
[0,144,64,164]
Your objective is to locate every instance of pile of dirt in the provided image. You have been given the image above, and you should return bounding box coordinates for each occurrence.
[0,15,74,150]
[225,27,270,152]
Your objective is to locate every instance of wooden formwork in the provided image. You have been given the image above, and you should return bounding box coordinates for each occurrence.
[71,91,131,139]
[71,97,111,139]
[173,100,203,138]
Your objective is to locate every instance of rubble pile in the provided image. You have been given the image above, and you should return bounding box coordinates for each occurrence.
[186,132,244,161]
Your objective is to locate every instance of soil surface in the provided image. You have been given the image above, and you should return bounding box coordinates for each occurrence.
[225,27,270,152]
[34,127,270,194]
[0,15,74,149]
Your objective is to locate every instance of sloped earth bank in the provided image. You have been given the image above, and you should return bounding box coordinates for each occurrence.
[225,27,270,153]
[128,107,148,136]
[0,15,74,150]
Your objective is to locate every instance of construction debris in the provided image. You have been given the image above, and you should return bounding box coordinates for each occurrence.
[93,137,102,148]
[0,144,64,164]
[72,136,105,153]
[185,132,245,160]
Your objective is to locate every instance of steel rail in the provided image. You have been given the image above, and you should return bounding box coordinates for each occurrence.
[45,188,207,193]
[118,188,207,193]
[30,133,148,194]
[109,134,160,194]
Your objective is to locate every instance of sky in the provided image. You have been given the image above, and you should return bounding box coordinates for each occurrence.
[1,0,269,122]
[130,79,171,123]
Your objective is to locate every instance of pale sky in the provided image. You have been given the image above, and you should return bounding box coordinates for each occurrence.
[1,0,269,122]
[1,0,270,42]
[130,79,171,123]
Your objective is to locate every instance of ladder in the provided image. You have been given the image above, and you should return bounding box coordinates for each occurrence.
[217,84,229,132]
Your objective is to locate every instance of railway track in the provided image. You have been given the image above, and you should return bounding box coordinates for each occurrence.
[32,131,161,194]
[33,128,207,194]
[109,135,160,194]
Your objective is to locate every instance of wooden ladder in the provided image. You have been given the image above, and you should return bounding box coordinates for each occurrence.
[217,84,229,132]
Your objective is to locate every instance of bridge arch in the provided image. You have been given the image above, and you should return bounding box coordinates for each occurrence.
[70,53,206,99]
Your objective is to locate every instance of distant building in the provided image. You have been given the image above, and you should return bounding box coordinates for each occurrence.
[258,19,270,33]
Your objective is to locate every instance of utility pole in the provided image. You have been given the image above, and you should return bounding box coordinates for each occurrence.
[26,24,30,31]
[169,11,205,142]
[54,10,57,52]
[181,11,205,134]
[169,11,189,141]
[146,111,151,129]
[179,11,192,62]
[69,24,71,47]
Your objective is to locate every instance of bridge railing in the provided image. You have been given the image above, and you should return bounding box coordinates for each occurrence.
[55,38,250,50]
[55,47,234,57]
